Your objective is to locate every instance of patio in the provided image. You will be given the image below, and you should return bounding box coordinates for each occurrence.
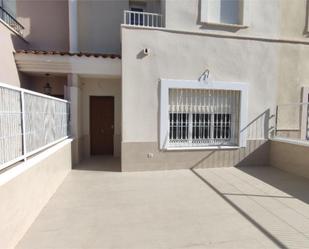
[17,157,309,249]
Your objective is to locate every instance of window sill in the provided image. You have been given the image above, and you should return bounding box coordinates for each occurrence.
[164,145,239,151]
[201,21,248,29]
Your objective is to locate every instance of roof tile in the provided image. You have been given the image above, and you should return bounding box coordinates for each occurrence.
[14,50,121,59]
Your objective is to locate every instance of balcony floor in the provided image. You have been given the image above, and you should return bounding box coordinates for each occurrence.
[17,157,309,249]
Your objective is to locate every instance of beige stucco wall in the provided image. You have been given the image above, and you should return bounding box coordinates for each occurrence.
[78,0,129,54]
[16,0,69,51]
[0,140,72,249]
[0,22,27,86]
[270,140,309,179]
[121,26,309,171]
[164,0,308,41]
[79,77,122,158]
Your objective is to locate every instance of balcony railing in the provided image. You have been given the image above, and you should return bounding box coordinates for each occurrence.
[0,82,70,171]
[274,102,309,141]
[0,6,24,35]
[124,10,163,28]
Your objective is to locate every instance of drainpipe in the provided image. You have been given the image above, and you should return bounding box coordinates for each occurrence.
[69,0,78,53]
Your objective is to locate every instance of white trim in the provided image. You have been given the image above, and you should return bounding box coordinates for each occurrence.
[159,79,248,150]
[201,21,248,29]
[165,146,239,151]
[200,0,245,26]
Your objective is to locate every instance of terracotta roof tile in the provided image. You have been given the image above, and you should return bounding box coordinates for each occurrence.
[14,50,121,59]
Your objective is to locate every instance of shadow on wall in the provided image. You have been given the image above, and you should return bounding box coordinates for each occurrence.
[190,109,273,169]
[16,0,69,51]
[9,32,29,85]
[304,0,309,37]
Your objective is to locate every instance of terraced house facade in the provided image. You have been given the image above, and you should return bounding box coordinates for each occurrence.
[1,0,309,248]
[1,0,309,171]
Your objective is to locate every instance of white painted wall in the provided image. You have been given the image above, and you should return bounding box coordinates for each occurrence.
[122,27,283,143]
[0,140,72,249]
[0,22,27,86]
[80,78,122,158]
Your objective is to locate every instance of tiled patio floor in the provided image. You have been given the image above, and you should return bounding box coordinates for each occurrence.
[17,157,309,249]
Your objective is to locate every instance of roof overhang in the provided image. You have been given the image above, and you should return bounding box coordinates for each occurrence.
[14,50,121,78]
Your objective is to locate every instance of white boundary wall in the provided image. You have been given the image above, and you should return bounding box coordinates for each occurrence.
[0,139,72,249]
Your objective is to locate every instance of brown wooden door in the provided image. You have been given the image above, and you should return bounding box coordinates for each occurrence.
[90,96,114,155]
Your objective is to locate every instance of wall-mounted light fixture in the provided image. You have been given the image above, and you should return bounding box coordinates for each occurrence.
[43,73,52,95]
[199,69,210,83]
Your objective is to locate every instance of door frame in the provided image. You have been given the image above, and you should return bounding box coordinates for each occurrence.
[89,95,115,155]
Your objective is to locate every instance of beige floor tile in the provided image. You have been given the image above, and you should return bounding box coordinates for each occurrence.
[16,157,309,249]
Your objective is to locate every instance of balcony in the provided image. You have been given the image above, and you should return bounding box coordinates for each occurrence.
[123,10,164,28]
[0,6,24,35]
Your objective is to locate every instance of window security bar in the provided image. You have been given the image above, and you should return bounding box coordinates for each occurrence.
[0,82,70,171]
[168,88,240,148]
[123,10,163,28]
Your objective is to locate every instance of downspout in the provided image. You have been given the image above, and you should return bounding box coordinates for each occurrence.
[68,0,78,53]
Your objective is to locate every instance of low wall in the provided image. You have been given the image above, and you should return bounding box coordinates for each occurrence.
[270,139,309,179]
[122,140,269,171]
[0,139,72,249]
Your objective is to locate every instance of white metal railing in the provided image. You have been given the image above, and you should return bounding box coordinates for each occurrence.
[0,82,70,171]
[123,10,163,27]
[274,102,309,141]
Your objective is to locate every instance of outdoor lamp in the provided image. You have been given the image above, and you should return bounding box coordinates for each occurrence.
[43,73,52,95]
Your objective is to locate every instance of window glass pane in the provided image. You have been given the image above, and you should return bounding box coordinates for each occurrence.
[205,0,243,25]
[220,0,241,25]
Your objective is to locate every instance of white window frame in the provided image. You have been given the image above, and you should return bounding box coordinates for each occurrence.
[160,79,248,150]
[200,0,249,28]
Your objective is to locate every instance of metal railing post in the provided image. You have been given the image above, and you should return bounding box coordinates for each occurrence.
[274,105,278,137]
[306,103,309,140]
[20,91,27,161]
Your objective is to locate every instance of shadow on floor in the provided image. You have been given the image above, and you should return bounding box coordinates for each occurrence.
[74,156,121,172]
[190,167,289,249]
[237,165,309,205]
